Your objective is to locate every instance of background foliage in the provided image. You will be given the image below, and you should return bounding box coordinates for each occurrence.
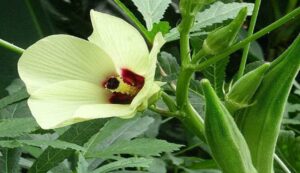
[0,0,299,172]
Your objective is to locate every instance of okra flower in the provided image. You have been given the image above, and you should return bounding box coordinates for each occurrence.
[18,10,165,129]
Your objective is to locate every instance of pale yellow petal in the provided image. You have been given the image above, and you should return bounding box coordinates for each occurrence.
[74,104,136,119]
[89,10,149,75]
[18,34,116,93]
[28,80,108,129]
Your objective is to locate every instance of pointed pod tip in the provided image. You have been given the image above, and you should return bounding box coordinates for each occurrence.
[200,79,211,88]
[200,79,217,99]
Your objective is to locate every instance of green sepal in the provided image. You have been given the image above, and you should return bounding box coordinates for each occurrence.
[203,7,247,55]
[236,35,300,173]
[148,90,162,106]
[225,63,270,113]
[201,79,257,173]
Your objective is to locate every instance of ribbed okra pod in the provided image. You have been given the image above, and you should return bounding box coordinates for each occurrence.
[236,35,300,173]
[201,79,257,173]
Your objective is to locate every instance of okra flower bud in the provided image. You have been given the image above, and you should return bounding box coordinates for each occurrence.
[203,7,248,55]
[201,79,257,173]
[225,63,270,113]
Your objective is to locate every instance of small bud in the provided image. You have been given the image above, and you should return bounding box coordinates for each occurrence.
[225,63,270,113]
[203,7,247,55]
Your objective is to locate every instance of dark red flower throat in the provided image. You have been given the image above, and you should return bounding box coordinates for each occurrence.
[103,69,145,104]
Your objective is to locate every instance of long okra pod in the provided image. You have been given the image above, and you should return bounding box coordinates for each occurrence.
[201,79,257,173]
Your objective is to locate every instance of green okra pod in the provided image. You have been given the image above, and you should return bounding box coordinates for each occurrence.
[202,7,248,55]
[201,79,257,173]
[236,35,300,173]
[225,63,270,113]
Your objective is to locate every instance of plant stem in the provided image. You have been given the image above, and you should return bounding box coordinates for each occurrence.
[178,16,194,66]
[113,0,152,43]
[274,154,291,173]
[236,0,261,79]
[149,106,179,117]
[174,142,201,155]
[161,92,177,112]
[179,103,205,141]
[176,69,193,108]
[190,7,300,72]
[0,39,24,55]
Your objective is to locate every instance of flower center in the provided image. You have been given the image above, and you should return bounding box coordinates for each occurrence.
[103,69,145,104]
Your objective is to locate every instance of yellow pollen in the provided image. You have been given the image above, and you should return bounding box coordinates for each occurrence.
[106,77,138,96]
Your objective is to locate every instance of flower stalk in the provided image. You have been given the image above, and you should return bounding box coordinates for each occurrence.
[236,0,262,79]
[0,38,24,55]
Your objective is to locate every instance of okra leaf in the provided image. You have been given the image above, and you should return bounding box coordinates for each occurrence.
[165,1,254,42]
[84,116,154,156]
[91,157,153,173]
[202,57,229,99]
[86,138,182,158]
[0,140,85,151]
[276,130,300,173]
[0,118,38,138]
[29,119,108,173]
[131,0,171,30]
[0,148,21,173]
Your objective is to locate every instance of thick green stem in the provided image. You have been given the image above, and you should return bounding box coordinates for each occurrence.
[176,68,205,141]
[190,7,300,72]
[0,39,24,55]
[161,92,177,112]
[176,68,193,108]
[236,0,261,79]
[179,103,205,141]
[178,16,194,66]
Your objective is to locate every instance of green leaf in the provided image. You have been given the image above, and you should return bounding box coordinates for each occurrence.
[0,118,38,137]
[164,2,254,42]
[276,130,300,172]
[86,138,182,158]
[84,116,154,156]
[148,21,171,38]
[0,89,29,110]
[75,153,89,173]
[0,149,21,173]
[157,52,180,82]
[148,158,167,173]
[0,140,85,151]
[131,0,171,30]
[91,158,153,173]
[192,2,254,32]
[28,119,108,173]
[202,57,229,98]
[0,101,32,119]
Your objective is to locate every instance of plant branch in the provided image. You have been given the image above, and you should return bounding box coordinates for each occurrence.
[0,39,24,55]
[236,0,261,79]
[190,7,300,72]
[149,106,179,117]
[274,154,291,173]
